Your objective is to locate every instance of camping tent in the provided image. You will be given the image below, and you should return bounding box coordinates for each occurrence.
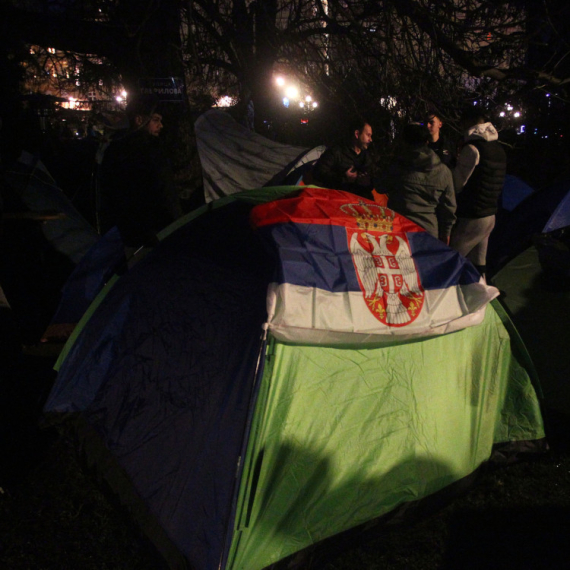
[500,174,535,212]
[44,187,545,570]
[44,111,325,339]
[195,110,324,202]
[3,151,99,264]
[1,152,100,341]
[493,243,570,414]
[488,177,570,274]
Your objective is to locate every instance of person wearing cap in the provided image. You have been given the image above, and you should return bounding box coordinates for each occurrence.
[100,94,182,261]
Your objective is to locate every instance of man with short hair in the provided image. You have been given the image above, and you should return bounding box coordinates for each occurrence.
[100,93,182,260]
[382,123,456,243]
[425,112,456,168]
[312,118,375,198]
[450,107,507,277]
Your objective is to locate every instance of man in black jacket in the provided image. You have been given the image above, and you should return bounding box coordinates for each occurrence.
[100,94,182,262]
[312,118,374,198]
[450,108,507,277]
[425,112,456,168]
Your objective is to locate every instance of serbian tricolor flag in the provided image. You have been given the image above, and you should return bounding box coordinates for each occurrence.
[251,188,499,344]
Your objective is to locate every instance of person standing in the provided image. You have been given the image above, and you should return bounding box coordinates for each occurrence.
[312,118,375,198]
[382,123,456,243]
[450,107,507,277]
[425,112,456,168]
[100,94,182,262]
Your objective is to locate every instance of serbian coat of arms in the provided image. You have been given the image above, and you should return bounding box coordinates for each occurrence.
[342,202,425,326]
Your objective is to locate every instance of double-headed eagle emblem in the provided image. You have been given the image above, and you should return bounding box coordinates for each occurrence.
[350,232,424,326]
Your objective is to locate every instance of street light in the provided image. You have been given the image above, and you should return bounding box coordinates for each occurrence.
[285,86,299,100]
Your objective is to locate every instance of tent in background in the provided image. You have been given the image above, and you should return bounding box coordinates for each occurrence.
[493,244,570,414]
[44,110,325,340]
[44,187,545,570]
[3,152,99,264]
[500,174,535,212]
[488,177,570,274]
[1,153,100,341]
[195,110,324,202]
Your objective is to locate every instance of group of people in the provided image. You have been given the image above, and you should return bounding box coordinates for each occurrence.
[102,94,506,278]
[312,109,507,277]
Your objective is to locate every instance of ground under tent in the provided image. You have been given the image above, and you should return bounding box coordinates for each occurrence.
[44,187,545,570]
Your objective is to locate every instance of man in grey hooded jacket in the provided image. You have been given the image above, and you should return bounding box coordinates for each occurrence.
[382,123,456,244]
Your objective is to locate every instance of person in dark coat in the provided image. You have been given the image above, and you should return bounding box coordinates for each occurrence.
[100,94,182,261]
[450,107,507,277]
[382,123,456,243]
[425,112,456,168]
[312,118,375,198]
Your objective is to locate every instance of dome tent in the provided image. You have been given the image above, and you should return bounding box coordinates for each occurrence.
[44,187,545,570]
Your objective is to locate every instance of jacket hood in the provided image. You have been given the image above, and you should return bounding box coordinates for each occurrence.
[465,122,499,142]
[397,146,441,172]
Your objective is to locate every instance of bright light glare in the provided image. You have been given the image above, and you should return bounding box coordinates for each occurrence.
[500,111,505,117]
[514,112,521,118]
[285,86,299,99]
[312,101,318,108]
[305,95,312,102]
[299,102,305,108]
[283,97,290,107]
[215,95,235,107]
[116,95,123,103]
[121,90,127,98]
[275,76,285,87]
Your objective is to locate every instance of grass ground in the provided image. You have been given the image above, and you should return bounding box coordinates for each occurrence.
[1,351,570,570]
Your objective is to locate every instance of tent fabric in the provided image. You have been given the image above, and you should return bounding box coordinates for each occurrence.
[266,145,327,186]
[4,152,99,264]
[252,188,498,344]
[543,183,570,233]
[493,245,570,413]
[48,226,125,327]
[44,187,545,570]
[487,177,570,273]
[500,174,535,212]
[227,303,544,569]
[46,200,275,570]
[195,110,309,203]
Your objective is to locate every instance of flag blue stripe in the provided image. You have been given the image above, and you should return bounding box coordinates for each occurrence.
[258,223,480,292]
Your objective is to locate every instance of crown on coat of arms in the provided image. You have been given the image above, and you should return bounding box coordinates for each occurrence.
[340,201,395,232]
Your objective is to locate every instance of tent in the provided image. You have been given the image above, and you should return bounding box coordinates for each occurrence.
[43,110,324,339]
[1,152,100,341]
[42,226,126,339]
[44,187,545,570]
[500,174,535,212]
[488,177,570,274]
[493,243,570,415]
[195,110,324,202]
[3,151,99,264]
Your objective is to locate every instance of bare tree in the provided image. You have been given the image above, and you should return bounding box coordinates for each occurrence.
[4,0,570,142]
